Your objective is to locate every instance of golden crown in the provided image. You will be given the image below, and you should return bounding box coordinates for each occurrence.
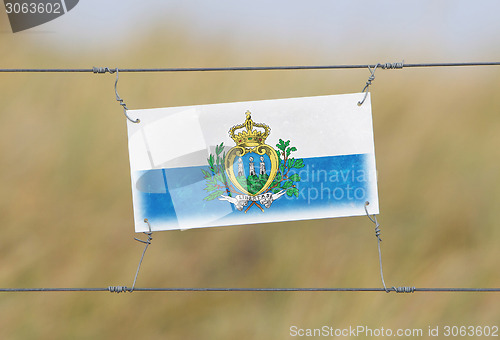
[229,111,270,147]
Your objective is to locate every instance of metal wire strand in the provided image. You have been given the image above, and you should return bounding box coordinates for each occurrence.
[2,61,500,73]
[364,201,417,294]
[357,64,379,106]
[0,60,499,295]
[113,68,140,123]
[129,219,154,292]
[107,219,154,294]
[1,287,499,293]
[364,201,389,292]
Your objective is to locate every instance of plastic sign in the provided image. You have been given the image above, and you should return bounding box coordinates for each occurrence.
[126,93,379,232]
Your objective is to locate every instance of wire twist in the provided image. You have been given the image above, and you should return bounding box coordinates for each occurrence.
[357,61,404,106]
[108,286,129,293]
[391,286,415,293]
[364,202,416,294]
[364,201,417,294]
[364,201,389,292]
[113,68,140,123]
[92,67,115,74]
[380,61,404,69]
[129,219,153,292]
[93,66,139,123]
[364,201,382,242]
[106,220,153,294]
[357,64,378,106]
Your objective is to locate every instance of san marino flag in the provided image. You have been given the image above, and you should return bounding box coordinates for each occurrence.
[126,93,379,232]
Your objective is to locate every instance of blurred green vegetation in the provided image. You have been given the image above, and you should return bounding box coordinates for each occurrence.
[0,16,499,340]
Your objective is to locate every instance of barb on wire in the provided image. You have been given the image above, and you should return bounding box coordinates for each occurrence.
[108,286,128,294]
[92,67,114,74]
[379,61,404,70]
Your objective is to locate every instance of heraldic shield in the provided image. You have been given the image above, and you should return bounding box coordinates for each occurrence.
[206,110,295,213]
[225,111,279,197]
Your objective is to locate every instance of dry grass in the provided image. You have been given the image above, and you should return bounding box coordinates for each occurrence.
[0,18,499,339]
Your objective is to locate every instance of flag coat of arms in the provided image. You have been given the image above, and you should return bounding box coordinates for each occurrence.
[126,93,379,232]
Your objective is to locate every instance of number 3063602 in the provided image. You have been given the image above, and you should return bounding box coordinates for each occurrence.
[5,2,62,14]
[443,325,498,337]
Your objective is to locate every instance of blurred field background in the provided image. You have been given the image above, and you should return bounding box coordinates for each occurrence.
[1,2,500,339]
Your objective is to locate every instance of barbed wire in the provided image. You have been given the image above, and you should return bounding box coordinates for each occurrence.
[0,61,499,73]
[0,60,499,294]
[0,287,498,293]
